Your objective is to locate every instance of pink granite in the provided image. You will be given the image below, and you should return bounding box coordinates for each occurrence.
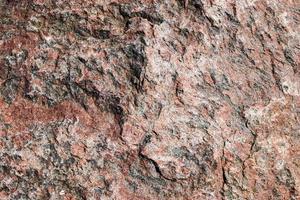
[0,0,299,199]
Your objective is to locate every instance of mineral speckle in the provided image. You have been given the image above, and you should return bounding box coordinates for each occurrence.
[0,0,299,199]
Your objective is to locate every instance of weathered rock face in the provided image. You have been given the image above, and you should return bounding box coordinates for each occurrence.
[0,0,299,199]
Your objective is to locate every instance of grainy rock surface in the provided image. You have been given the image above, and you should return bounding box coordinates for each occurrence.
[0,0,299,199]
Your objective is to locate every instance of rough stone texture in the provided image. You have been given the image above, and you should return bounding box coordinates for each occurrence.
[0,0,299,199]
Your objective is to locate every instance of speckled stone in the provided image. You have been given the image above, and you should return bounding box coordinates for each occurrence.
[0,0,299,199]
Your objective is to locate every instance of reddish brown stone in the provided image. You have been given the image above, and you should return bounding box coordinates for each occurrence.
[0,0,299,199]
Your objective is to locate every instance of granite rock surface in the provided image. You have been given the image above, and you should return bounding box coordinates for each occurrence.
[0,0,299,199]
